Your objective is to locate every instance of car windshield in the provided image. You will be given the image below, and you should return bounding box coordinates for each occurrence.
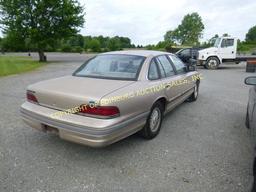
[74,54,145,80]
[214,38,221,47]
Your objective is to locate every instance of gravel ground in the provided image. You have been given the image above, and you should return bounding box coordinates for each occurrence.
[0,53,254,192]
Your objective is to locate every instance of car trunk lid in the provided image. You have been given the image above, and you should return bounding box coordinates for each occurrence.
[28,76,134,110]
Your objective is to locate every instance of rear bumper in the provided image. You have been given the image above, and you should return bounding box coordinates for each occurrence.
[20,102,148,147]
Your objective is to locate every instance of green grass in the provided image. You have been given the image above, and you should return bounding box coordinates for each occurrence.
[0,56,43,76]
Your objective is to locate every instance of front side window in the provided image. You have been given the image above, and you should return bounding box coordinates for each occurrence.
[74,55,145,80]
[169,55,187,74]
[156,55,175,77]
[148,60,160,80]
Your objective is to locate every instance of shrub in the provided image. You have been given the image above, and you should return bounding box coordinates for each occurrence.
[72,46,83,53]
[61,45,72,52]
[88,39,101,52]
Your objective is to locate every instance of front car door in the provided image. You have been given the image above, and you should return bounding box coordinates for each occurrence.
[168,54,195,94]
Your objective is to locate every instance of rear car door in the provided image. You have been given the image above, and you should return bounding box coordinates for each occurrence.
[155,55,183,102]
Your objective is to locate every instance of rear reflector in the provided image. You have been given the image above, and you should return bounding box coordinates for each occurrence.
[79,105,120,118]
[26,91,38,104]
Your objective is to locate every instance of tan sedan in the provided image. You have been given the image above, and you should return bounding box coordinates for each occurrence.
[20,50,201,147]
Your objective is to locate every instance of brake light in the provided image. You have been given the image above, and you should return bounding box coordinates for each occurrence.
[26,91,38,104]
[80,105,120,118]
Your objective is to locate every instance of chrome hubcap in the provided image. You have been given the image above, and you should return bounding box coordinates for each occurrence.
[209,59,217,68]
[149,108,161,132]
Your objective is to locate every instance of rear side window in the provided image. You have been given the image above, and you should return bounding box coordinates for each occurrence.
[148,60,160,80]
[221,39,234,47]
[156,55,175,77]
[168,55,187,74]
[226,39,234,47]
[181,49,190,56]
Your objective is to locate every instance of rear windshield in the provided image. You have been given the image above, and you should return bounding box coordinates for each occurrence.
[73,54,146,80]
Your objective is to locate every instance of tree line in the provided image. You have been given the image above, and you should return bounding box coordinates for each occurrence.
[0,0,255,62]
[0,34,136,53]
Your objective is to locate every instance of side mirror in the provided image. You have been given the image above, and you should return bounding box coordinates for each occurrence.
[245,77,256,85]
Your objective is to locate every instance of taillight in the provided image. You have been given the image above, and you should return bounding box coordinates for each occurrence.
[26,91,38,104]
[79,105,120,118]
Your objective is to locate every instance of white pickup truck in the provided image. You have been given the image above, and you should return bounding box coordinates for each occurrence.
[198,36,256,69]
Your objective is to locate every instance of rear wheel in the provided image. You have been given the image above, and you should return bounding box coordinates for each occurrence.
[140,102,164,139]
[205,57,220,70]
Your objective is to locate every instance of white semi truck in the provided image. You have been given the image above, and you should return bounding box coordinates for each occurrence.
[198,36,256,69]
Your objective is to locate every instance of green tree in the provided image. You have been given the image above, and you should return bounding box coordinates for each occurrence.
[0,0,85,61]
[69,34,84,48]
[84,36,92,50]
[0,36,3,52]
[164,30,176,44]
[165,12,204,45]
[88,39,101,52]
[145,44,155,50]
[107,37,121,51]
[1,31,26,51]
[246,25,256,43]
[119,37,132,48]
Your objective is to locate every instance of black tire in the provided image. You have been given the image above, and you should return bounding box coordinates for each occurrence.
[140,102,164,139]
[205,57,220,70]
[187,82,199,102]
[246,106,250,129]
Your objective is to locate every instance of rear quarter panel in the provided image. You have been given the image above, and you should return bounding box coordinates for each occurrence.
[100,80,167,120]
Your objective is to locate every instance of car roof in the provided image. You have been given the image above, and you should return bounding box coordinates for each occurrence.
[100,50,172,57]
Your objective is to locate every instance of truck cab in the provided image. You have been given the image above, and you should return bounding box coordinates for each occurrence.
[198,37,237,69]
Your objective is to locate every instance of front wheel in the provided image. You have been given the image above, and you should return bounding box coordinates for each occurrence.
[187,83,199,102]
[140,102,164,139]
[205,57,220,70]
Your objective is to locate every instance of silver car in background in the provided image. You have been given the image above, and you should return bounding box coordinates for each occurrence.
[20,50,201,147]
[245,76,256,192]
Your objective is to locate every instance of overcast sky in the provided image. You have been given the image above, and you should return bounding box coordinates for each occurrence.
[80,0,256,45]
